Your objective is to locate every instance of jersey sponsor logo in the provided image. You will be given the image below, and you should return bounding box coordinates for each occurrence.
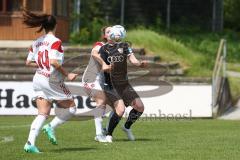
[107,55,124,63]
[118,48,123,54]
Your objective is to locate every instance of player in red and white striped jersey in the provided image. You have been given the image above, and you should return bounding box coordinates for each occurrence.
[82,26,112,142]
[22,9,78,153]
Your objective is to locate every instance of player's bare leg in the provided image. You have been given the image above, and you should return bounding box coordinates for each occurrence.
[24,98,51,153]
[42,99,76,145]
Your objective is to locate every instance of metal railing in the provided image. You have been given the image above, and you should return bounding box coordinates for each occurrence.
[212,39,227,117]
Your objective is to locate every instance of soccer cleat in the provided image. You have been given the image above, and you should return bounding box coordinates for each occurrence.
[94,135,108,142]
[42,124,57,145]
[122,125,135,141]
[24,142,40,153]
[105,135,113,143]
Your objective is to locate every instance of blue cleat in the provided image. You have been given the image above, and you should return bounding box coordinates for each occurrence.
[42,124,57,145]
[24,142,41,153]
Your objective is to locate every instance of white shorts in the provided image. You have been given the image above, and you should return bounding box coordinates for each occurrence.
[32,73,73,102]
[83,77,103,98]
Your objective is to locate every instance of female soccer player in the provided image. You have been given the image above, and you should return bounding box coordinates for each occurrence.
[98,26,148,142]
[22,9,78,153]
[82,26,112,142]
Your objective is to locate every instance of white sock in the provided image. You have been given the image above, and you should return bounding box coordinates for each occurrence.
[49,116,65,129]
[50,106,76,129]
[27,114,46,145]
[94,107,105,136]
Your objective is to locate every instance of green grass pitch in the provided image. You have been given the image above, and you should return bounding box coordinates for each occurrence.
[0,116,240,160]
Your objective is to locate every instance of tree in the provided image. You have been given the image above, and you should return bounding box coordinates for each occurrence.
[224,0,240,30]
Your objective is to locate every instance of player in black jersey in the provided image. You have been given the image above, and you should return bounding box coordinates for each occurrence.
[98,27,148,142]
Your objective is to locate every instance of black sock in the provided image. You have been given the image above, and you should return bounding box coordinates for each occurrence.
[107,112,121,136]
[124,109,143,129]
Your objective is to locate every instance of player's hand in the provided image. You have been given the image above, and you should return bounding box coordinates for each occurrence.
[67,73,78,81]
[139,60,148,68]
[102,63,112,72]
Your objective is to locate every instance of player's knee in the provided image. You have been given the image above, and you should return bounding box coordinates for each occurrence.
[69,99,76,107]
[132,99,144,112]
[138,105,144,112]
[96,104,106,109]
[58,99,76,108]
[134,104,144,112]
[96,100,106,108]
[69,106,77,115]
[116,107,125,117]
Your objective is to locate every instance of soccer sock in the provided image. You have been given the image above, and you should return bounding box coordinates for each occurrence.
[94,106,105,136]
[50,106,76,129]
[105,110,114,131]
[124,109,143,129]
[107,112,121,136]
[49,116,65,129]
[27,114,47,145]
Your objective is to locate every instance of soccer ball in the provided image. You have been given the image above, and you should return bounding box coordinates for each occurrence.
[109,25,126,41]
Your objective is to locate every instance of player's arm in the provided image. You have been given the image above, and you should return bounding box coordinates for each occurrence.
[25,45,38,67]
[50,59,68,76]
[50,59,77,81]
[25,60,38,67]
[92,46,111,72]
[128,51,148,68]
[50,41,77,81]
[92,48,107,65]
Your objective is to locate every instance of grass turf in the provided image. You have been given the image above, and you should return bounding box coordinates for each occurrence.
[0,116,240,160]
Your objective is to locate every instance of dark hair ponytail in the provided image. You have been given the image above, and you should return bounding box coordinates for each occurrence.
[101,26,109,43]
[22,9,56,33]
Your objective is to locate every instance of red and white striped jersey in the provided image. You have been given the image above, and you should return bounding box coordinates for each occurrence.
[27,34,64,80]
[82,41,105,83]
[92,41,104,52]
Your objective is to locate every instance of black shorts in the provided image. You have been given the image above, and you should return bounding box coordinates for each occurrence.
[103,82,139,107]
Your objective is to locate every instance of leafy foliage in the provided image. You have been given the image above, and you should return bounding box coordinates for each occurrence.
[224,0,240,31]
[70,0,107,44]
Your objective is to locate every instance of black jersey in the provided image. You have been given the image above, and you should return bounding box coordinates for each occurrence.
[99,42,132,87]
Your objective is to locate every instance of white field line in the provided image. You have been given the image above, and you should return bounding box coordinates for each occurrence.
[0,124,30,129]
[0,136,14,143]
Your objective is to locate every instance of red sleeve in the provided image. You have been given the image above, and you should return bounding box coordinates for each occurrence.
[51,41,63,53]
[93,42,104,48]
